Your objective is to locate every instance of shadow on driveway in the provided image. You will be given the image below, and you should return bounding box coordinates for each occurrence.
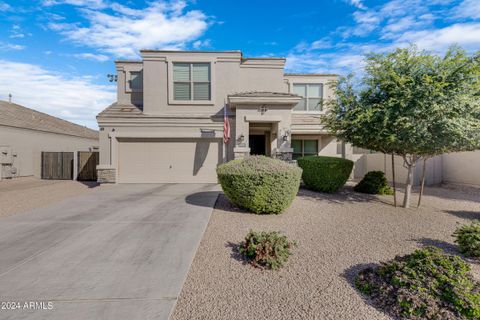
[185,191,220,208]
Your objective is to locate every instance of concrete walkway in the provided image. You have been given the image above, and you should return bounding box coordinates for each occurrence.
[0,183,219,320]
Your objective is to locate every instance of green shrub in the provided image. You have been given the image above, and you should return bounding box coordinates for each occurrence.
[454,221,480,258]
[217,156,302,214]
[239,230,297,270]
[354,170,393,195]
[296,156,353,193]
[355,247,480,319]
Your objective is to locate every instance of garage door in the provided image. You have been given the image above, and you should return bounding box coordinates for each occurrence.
[118,138,221,183]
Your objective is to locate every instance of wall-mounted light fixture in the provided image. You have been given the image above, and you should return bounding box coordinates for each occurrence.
[282,128,290,142]
[239,134,245,142]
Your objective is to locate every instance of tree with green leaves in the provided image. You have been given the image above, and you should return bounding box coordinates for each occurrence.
[322,46,480,208]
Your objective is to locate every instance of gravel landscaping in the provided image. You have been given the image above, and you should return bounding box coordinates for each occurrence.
[0,177,105,218]
[172,183,480,320]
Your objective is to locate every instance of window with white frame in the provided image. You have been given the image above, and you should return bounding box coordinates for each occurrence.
[292,139,318,159]
[292,84,323,111]
[173,63,211,101]
[129,71,143,91]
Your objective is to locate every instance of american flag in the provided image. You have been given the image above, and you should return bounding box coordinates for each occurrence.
[223,106,230,144]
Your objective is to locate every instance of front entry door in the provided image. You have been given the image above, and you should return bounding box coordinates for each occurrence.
[249,135,266,155]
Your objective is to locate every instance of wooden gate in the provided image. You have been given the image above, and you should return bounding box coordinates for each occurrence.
[77,151,99,181]
[41,152,74,180]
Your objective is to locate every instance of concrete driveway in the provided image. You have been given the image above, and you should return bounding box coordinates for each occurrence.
[0,183,219,320]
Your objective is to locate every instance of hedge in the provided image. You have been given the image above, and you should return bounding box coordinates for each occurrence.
[354,170,393,195]
[296,156,353,193]
[216,156,302,214]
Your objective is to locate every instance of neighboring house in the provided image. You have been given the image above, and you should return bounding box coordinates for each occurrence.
[0,100,99,180]
[96,50,340,183]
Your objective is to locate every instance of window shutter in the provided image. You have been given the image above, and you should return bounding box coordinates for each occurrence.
[192,63,210,82]
[173,63,190,81]
[174,83,191,100]
[193,83,210,100]
[307,98,322,111]
[307,84,322,98]
[293,84,307,111]
[292,84,306,96]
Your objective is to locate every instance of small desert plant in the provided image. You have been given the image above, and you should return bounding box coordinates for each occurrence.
[296,156,353,193]
[217,156,302,214]
[355,247,480,319]
[454,221,480,258]
[354,171,393,195]
[239,230,297,270]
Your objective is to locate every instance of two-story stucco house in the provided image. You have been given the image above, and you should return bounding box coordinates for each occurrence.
[96,50,340,183]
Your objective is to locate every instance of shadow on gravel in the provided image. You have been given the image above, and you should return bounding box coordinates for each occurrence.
[444,210,480,221]
[213,194,254,215]
[225,241,249,266]
[421,185,480,203]
[412,237,479,264]
[413,237,459,255]
[297,186,394,206]
[342,263,399,319]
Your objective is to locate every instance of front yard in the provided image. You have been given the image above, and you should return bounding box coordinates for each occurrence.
[172,184,480,320]
[0,177,104,218]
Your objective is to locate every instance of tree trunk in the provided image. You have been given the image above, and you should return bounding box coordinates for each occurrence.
[403,164,414,208]
[417,158,427,207]
[392,154,397,207]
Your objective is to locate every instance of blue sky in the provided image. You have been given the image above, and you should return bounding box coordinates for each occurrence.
[0,0,479,128]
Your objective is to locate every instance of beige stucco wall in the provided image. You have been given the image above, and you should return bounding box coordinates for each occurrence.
[356,153,443,186]
[443,151,480,186]
[101,51,340,182]
[0,125,98,178]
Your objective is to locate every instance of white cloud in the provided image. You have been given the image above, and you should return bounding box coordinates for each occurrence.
[349,10,381,36]
[0,1,11,11]
[9,25,29,39]
[49,0,210,58]
[192,39,212,49]
[346,0,366,10]
[287,0,480,75]
[453,0,480,19]
[0,60,115,128]
[43,0,106,9]
[396,23,480,52]
[0,43,25,50]
[73,52,109,62]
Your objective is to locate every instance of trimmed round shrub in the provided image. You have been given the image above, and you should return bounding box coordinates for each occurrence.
[355,247,480,319]
[454,221,480,258]
[296,156,353,193]
[239,230,297,270]
[354,170,393,195]
[216,156,302,214]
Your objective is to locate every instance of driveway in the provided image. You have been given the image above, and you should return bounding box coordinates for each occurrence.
[0,183,219,320]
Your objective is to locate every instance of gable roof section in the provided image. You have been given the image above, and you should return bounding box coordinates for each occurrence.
[97,103,144,118]
[0,100,98,140]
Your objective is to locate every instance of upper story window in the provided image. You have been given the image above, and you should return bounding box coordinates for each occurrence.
[292,83,323,111]
[173,63,211,101]
[129,71,143,92]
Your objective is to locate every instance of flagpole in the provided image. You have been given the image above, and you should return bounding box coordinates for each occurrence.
[223,103,227,163]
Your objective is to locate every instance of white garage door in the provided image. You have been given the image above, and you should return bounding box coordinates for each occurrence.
[118,138,221,183]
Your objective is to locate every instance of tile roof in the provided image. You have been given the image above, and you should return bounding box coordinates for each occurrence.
[0,100,98,140]
[97,103,144,118]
